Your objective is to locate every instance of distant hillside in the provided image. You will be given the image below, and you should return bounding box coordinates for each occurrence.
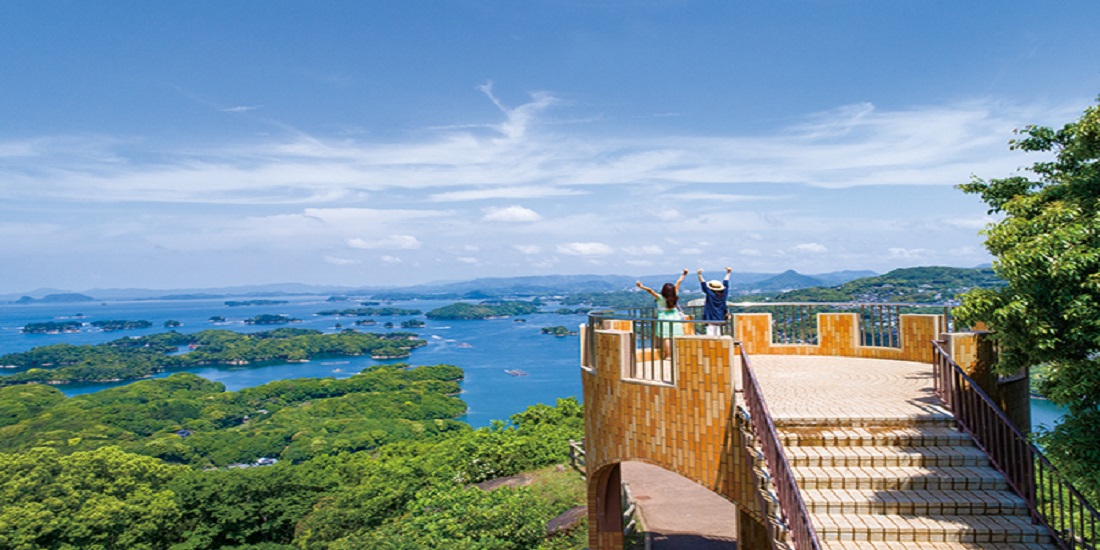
[13,293,96,305]
[773,267,1002,303]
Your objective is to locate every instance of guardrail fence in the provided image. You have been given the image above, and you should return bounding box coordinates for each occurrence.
[739,344,822,550]
[932,341,1098,550]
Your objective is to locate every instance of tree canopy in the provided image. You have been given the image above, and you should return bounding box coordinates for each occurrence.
[955,97,1100,503]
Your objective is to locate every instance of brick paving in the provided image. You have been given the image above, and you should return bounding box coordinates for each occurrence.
[747,354,948,424]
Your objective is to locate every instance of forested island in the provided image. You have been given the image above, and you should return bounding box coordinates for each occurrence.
[244,314,299,325]
[21,321,83,334]
[0,367,588,548]
[317,307,422,316]
[541,326,577,337]
[91,319,153,331]
[0,328,426,386]
[426,300,540,320]
[225,299,290,307]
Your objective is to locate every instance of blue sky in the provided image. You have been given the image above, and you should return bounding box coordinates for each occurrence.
[2,1,1098,293]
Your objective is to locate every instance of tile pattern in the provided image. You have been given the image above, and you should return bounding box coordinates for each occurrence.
[750,355,1057,550]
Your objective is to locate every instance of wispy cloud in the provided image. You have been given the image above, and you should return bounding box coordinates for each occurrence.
[481,205,541,222]
[558,242,614,256]
[221,105,263,113]
[346,235,422,250]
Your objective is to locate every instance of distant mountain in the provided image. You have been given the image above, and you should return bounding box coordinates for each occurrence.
[13,293,97,305]
[774,266,1002,303]
[744,270,826,293]
[810,270,878,286]
[0,269,882,303]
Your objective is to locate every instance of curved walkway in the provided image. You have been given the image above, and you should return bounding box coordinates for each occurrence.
[621,461,738,549]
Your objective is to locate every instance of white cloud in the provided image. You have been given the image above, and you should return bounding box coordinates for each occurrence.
[456,256,479,264]
[623,245,663,255]
[482,205,542,222]
[942,216,995,230]
[557,242,614,256]
[379,255,403,264]
[739,248,763,257]
[430,186,583,202]
[514,244,541,254]
[889,247,928,259]
[346,235,421,250]
[324,256,358,265]
[794,243,828,254]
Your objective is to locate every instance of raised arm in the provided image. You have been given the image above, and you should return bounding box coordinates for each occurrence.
[697,268,706,283]
[674,268,688,293]
[725,266,732,281]
[638,281,660,299]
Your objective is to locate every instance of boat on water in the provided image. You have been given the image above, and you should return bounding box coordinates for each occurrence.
[504,369,528,377]
[457,342,473,348]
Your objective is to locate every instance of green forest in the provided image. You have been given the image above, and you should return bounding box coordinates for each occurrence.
[0,366,588,549]
[0,329,425,386]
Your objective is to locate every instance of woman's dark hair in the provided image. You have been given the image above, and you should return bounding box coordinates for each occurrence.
[660,283,678,309]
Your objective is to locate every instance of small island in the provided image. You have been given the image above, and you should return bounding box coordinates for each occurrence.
[401,319,425,328]
[244,314,299,325]
[425,301,540,320]
[317,307,422,317]
[541,326,577,337]
[22,321,83,334]
[164,320,183,328]
[208,316,227,323]
[225,299,290,307]
[91,320,153,332]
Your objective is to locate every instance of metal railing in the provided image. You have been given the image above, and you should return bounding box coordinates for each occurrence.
[586,310,733,385]
[932,341,1099,550]
[739,344,822,550]
[724,302,953,347]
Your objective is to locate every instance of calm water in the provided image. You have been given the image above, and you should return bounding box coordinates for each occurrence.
[0,296,1068,430]
[0,296,584,428]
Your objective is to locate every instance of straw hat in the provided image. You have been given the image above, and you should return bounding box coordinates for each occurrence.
[707,280,724,292]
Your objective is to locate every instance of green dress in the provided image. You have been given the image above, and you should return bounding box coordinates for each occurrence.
[655,298,685,337]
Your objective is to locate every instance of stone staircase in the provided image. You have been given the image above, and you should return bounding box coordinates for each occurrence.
[777,413,1058,550]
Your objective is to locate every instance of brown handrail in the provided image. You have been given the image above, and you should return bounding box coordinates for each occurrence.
[739,343,822,550]
[932,340,1099,550]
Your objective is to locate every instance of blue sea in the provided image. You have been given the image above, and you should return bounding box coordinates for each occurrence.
[0,296,1067,430]
[0,296,584,428]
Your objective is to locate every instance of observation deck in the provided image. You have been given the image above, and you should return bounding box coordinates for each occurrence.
[579,304,1094,550]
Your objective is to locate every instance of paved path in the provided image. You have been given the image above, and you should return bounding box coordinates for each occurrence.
[621,461,738,549]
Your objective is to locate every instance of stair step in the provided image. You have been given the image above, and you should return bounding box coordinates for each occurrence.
[780,426,973,448]
[802,489,1030,516]
[811,513,1051,543]
[775,411,955,429]
[820,541,1056,550]
[793,465,1007,491]
[787,445,989,468]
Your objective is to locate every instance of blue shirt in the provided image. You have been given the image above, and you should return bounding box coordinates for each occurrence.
[701,280,729,321]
